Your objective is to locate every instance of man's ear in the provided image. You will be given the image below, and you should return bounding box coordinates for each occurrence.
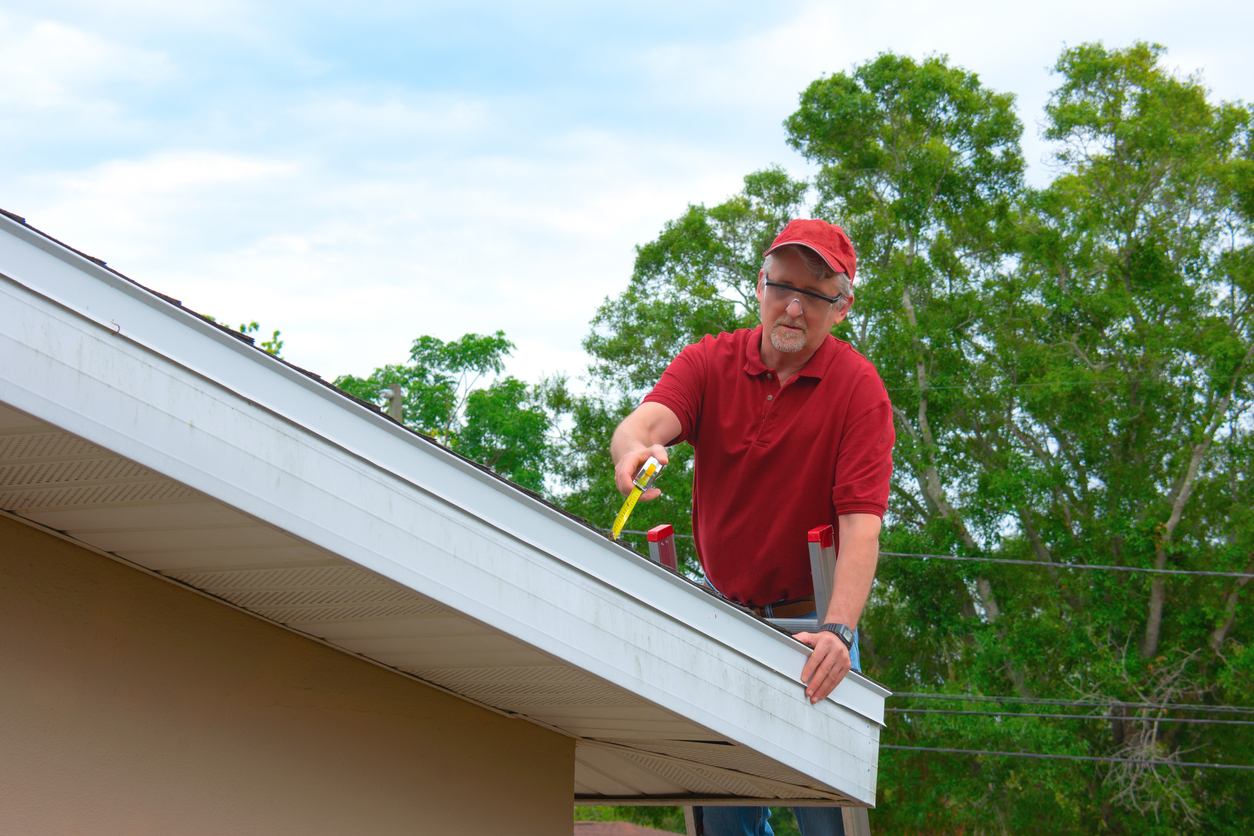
[831,292,855,325]
[755,270,765,302]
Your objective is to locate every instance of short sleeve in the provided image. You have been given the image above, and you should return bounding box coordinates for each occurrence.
[641,337,711,445]
[831,400,895,517]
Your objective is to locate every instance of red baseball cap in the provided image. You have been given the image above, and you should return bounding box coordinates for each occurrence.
[763,219,857,284]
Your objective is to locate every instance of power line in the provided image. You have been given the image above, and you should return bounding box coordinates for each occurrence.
[891,693,1254,715]
[612,529,1254,580]
[881,551,1254,579]
[613,528,683,537]
[887,708,1254,726]
[881,745,1254,771]
[882,371,1254,393]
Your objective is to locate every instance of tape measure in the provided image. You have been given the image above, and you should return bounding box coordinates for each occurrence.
[610,456,663,540]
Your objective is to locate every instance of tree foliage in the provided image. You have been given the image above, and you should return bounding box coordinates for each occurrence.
[572,44,1254,833]
[333,331,554,492]
[238,321,285,357]
[200,317,285,357]
[317,43,1251,834]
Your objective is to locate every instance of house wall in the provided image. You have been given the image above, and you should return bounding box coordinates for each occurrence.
[0,515,574,836]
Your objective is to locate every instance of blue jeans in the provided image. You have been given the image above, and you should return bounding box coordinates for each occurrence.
[699,595,860,836]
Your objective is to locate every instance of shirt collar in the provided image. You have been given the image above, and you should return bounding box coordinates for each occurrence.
[742,325,838,379]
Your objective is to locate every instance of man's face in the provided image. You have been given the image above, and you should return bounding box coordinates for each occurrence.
[755,248,850,358]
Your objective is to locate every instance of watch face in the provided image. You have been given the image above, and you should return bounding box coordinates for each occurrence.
[822,623,854,647]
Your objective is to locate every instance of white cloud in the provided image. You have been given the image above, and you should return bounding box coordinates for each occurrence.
[22,0,276,43]
[291,95,492,140]
[5,0,1251,389]
[629,0,1254,187]
[22,151,303,266]
[0,15,175,108]
[10,124,742,385]
[634,3,844,111]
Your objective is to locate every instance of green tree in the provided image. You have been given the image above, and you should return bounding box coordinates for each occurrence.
[846,43,1253,834]
[238,321,285,357]
[966,42,1254,831]
[573,805,685,833]
[334,331,554,492]
[786,50,1026,619]
[783,51,1056,834]
[460,376,551,493]
[572,44,1254,833]
[199,317,284,357]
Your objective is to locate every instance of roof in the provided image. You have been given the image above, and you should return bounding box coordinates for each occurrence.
[0,209,888,805]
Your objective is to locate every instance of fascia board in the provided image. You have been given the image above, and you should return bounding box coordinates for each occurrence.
[0,219,886,799]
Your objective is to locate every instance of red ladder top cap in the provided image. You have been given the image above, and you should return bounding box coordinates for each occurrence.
[807,525,834,548]
[647,524,675,542]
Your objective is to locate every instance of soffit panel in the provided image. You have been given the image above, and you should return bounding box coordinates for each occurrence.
[20,501,252,530]
[126,546,339,574]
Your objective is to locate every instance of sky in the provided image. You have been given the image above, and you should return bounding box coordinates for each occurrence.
[3,0,1252,389]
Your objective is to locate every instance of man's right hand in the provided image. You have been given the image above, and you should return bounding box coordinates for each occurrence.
[609,402,682,501]
[614,445,670,500]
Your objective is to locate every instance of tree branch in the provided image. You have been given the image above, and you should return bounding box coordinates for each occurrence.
[1143,337,1254,657]
[1210,555,1254,653]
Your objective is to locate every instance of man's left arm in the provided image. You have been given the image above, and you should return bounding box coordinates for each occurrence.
[795,513,882,704]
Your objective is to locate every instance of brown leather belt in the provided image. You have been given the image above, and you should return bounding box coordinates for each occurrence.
[745,594,816,618]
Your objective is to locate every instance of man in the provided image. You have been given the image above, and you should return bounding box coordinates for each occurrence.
[610,219,894,836]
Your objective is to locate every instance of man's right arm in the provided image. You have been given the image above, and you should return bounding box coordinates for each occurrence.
[609,402,682,500]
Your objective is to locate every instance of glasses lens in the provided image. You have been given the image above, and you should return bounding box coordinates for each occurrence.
[765,283,833,316]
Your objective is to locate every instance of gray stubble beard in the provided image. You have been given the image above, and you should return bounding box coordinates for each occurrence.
[769,317,807,354]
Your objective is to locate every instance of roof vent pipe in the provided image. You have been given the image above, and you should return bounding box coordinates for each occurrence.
[379,384,405,423]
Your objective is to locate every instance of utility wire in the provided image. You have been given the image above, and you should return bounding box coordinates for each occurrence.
[887,708,1254,726]
[880,551,1254,580]
[611,529,1254,580]
[882,371,1254,393]
[880,745,1254,771]
[891,693,1254,715]
[613,528,685,537]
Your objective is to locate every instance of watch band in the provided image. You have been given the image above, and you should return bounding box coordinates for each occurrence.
[818,623,855,650]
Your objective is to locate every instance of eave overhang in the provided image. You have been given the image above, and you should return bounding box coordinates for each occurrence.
[0,214,888,805]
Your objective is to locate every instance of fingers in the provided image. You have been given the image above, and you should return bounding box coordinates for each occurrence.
[796,632,851,704]
[645,445,670,471]
[614,446,670,497]
[614,452,645,495]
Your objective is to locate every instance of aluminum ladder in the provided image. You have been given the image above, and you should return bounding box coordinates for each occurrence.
[645,524,872,836]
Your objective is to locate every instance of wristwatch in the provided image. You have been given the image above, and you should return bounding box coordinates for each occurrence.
[818,623,855,650]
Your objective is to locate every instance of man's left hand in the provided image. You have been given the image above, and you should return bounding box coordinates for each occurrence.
[793,629,851,704]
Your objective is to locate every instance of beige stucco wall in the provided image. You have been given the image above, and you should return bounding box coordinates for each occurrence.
[0,515,574,836]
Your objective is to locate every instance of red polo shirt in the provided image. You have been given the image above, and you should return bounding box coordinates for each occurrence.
[643,326,894,606]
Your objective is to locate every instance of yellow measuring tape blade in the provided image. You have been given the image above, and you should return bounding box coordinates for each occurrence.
[610,487,642,540]
[609,456,662,541]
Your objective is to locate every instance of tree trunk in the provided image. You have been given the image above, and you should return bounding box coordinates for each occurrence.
[1141,343,1253,657]
[1210,556,1254,653]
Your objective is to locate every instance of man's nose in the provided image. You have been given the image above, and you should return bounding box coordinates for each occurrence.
[786,297,804,317]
